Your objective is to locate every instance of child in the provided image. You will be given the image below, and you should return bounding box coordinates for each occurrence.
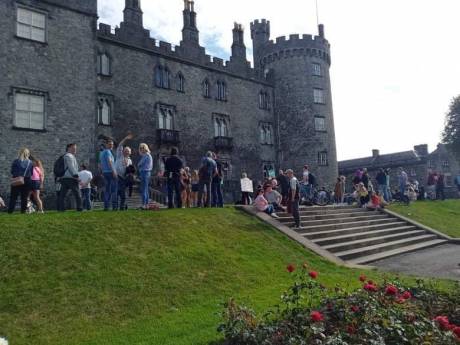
[254,188,279,218]
[190,169,200,207]
[78,164,93,211]
[30,158,44,213]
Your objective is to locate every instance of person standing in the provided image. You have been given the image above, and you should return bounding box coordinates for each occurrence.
[286,169,301,229]
[114,134,134,210]
[361,168,370,190]
[398,167,408,195]
[30,158,45,213]
[240,172,253,205]
[137,143,153,209]
[197,151,217,208]
[164,147,183,209]
[78,164,93,211]
[436,173,445,201]
[181,167,192,208]
[376,168,388,202]
[8,148,33,214]
[334,177,345,204]
[58,143,83,212]
[211,153,224,208]
[276,169,289,206]
[455,172,460,198]
[100,138,118,211]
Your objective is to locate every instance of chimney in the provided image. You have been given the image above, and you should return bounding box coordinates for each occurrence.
[318,24,325,38]
[372,149,379,158]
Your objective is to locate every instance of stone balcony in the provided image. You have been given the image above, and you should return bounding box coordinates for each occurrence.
[214,136,233,151]
[157,129,180,145]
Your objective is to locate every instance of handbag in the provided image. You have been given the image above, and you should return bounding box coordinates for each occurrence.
[10,160,31,187]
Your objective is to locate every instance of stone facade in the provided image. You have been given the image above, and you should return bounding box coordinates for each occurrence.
[0,0,338,201]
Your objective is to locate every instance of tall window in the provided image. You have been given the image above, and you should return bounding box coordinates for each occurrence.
[16,7,46,42]
[203,79,211,98]
[313,88,325,104]
[214,116,229,137]
[98,96,112,125]
[314,116,326,131]
[259,91,270,110]
[312,63,322,76]
[176,72,185,92]
[158,105,174,130]
[263,163,276,179]
[154,65,170,89]
[97,53,111,76]
[318,151,328,166]
[217,81,227,101]
[259,123,273,144]
[14,92,45,130]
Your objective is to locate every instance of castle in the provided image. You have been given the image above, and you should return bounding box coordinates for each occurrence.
[0,0,338,200]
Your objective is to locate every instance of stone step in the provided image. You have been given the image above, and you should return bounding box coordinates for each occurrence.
[277,212,384,222]
[277,207,369,217]
[298,218,399,232]
[303,223,411,239]
[334,234,439,261]
[348,239,449,265]
[312,226,419,246]
[323,230,427,253]
[279,214,391,226]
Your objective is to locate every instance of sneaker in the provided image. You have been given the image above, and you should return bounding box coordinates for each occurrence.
[271,213,279,218]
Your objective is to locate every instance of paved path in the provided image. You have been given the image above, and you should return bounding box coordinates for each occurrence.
[373,244,460,281]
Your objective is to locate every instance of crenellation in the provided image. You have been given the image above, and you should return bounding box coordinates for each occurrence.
[289,34,300,40]
[159,41,172,53]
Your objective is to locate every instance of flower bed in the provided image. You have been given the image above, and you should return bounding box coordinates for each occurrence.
[219,264,460,344]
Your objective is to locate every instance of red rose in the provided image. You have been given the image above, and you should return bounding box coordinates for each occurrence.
[367,280,374,285]
[434,316,451,330]
[395,297,405,304]
[287,264,295,273]
[350,305,359,313]
[364,283,378,292]
[385,285,398,295]
[402,291,412,300]
[310,311,324,322]
[309,271,318,279]
[359,274,366,282]
[347,325,356,334]
[453,326,460,338]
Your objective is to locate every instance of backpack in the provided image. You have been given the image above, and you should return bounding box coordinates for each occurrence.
[53,155,66,178]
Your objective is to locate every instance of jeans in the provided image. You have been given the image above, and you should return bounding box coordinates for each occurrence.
[81,188,92,210]
[58,178,82,211]
[290,199,300,227]
[118,177,127,210]
[103,173,118,210]
[241,192,251,205]
[140,170,151,206]
[198,177,212,207]
[211,180,223,207]
[300,184,312,200]
[378,184,389,202]
[264,204,274,215]
[8,180,31,214]
[167,177,182,208]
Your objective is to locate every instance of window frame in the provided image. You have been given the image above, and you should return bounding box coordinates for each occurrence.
[216,80,227,101]
[317,151,328,166]
[154,65,171,89]
[213,114,230,137]
[176,72,185,93]
[15,5,47,43]
[97,53,112,76]
[314,116,326,132]
[203,79,211,98]
[259,122,274,145]
[312,63,322,77]
[97,94,113,126]
[313,88,325,104]
[12,88,47,131]
[157,103,176,130]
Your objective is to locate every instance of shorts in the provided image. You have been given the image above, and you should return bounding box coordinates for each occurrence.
[31,180,41,191]
[191,184,199,192]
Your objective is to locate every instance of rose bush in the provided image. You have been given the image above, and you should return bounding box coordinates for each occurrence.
[218,263,460,345]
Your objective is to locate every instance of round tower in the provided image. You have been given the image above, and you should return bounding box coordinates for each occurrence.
[251,21,338,187]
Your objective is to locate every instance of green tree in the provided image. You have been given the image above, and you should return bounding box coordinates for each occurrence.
[442,95,460,158]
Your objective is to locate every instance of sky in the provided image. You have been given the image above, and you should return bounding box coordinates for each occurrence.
[98,0,460,161]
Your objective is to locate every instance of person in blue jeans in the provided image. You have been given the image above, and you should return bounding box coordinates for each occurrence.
[137,143,153,209]
[211,152,224,207]
[78,164,93,211]
[99,139,118,210]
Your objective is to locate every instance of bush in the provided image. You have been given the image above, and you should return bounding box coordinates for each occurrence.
[218,264,460,345]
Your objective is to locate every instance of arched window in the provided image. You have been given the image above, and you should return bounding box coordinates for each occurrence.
[259,91,270,110]
[176,72,185,92]
[203,79,210,98]
[259,123,273,144]
[217,80,227,101]
[214,116,228,137]
[98,96,112,125]
[154,65,170,89]
[163,67,170,89]
[97,53,111,76]
[158,105,174,130]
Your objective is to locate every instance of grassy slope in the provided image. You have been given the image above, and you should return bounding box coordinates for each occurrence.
[0,208,455,345]
[389,200,460,238]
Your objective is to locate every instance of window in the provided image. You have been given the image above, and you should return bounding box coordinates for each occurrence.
[16,7,46,42]
[14,92,45,130]
[97,95,112,125]
[314,116,326,131]
[97,53,111,76]
[154,65,170,89]
[428,160,435,169]
[176,72,185,92]
[217,81,227,101]
[442,160,449,168]
[313,88,325,104]
[214,116,229,137]
[312,63,322,76]
[259,91,270,110]
[158,105,174,130]
[445,174,452,187]
[203,79,210,98]
[263,163,276,179]
[318,151,328,166]
[259,123,274,145]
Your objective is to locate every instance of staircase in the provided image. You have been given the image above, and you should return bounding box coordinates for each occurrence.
[276,205,448,265]
[92,188,167,210]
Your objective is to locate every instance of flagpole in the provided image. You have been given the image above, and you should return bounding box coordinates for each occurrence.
[315,0,319,26]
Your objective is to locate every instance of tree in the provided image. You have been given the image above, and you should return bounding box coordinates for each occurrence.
[442,95,460,158]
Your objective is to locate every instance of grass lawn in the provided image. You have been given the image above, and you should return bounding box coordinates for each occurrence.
[388,199,460,238]
[0,208,457,345]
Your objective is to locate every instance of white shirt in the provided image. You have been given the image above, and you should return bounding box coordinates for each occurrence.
[114,145,133,177]
[240,177,253,192]
[78,170,93,189]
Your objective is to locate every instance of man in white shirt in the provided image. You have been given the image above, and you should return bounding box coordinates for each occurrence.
[58,143,83,212]
[286,169,301,229]
[78,164,93,210]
